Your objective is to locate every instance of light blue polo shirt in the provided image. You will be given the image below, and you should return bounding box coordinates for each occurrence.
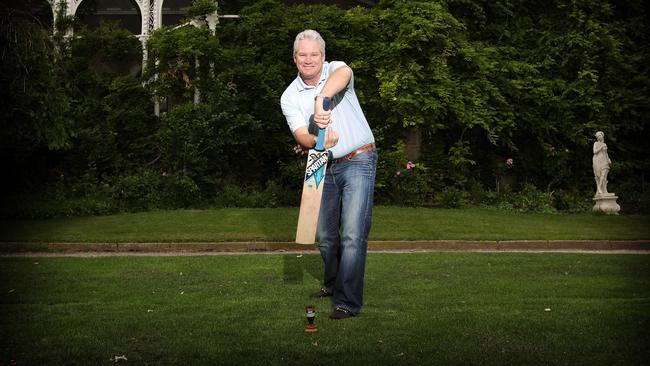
[280,61,375,159]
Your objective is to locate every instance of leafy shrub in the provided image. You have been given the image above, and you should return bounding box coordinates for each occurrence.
[617,188,650,214]
[471,184,567,214]
[375,143,434,206]
[0,192,116,219]
[159,173,201,208]
[113,169,201,211]
[113,170,162,211]
[505,183,557,214]
[553,190,592,213]
[434,186,470,208]
[213,184,265,208]
[263,179,299,207]
[466,179,491,205]
[213,179,297,208]
[475,190,501,208]
[0,174,117,218]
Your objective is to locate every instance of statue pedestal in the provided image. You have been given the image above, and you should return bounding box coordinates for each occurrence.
[593,194,620,215]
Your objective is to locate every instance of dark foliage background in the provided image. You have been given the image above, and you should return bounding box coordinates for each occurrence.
[1,0,648,217]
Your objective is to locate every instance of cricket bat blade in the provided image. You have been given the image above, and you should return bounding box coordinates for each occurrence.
[295,97,331,244]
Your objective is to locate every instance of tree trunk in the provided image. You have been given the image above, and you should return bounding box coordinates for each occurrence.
[405,127,421,161]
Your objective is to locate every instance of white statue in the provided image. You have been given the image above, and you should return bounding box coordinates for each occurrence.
[592,131,611,197]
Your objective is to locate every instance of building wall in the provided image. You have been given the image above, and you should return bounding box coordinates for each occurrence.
[52,0,375,37]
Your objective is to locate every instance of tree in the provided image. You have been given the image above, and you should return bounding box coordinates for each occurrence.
[0,3,73,198]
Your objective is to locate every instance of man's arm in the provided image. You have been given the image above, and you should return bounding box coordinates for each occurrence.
[319,65,352,99]
[314,66,352,129]
[293,126,339,151]
[293,127,318,149]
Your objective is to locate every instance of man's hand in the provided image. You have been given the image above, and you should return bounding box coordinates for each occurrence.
[293,126,338,154]
[323,127,339,149]
[314,95,332,129]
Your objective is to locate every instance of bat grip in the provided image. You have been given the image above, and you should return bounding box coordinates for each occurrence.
[315,97,331,152]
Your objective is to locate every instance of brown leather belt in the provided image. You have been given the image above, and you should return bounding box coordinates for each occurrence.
[332,143,376,164]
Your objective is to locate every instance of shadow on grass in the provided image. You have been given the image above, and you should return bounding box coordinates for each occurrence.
[282,254,322,284]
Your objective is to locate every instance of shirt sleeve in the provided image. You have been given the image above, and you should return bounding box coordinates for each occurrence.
[280,92,306,134]
[328,61,353,90]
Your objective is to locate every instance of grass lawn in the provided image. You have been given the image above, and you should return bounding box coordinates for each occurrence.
[1,252,649,365]
[1,207,649,243]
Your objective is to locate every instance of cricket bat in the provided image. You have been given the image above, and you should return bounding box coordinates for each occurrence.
[295,96,331,244]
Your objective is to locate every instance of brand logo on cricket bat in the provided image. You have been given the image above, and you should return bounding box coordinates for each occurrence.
[304,152,328,188]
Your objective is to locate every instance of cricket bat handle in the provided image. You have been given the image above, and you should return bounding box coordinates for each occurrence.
[314,97,331,152]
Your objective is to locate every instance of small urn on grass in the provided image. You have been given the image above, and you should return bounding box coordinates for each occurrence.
[305,305,318,333]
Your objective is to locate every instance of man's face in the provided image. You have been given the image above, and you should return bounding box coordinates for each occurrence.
[294,39,324,85]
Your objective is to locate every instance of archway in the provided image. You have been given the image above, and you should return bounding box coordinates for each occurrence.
[161,0,192,27]
[76,0,142,35]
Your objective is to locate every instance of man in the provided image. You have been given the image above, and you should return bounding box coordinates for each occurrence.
[281,29,377,320]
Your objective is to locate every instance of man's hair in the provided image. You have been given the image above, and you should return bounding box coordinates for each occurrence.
[293,29,326,56]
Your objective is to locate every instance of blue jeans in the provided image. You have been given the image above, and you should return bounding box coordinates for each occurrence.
[316,150,377,315]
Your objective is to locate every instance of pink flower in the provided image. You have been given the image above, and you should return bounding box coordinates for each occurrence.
[406,161,416,170]
[395,171,401,177]
[506,158,514,167]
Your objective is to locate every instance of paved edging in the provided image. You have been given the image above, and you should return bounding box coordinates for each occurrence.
[0,240,648,254]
